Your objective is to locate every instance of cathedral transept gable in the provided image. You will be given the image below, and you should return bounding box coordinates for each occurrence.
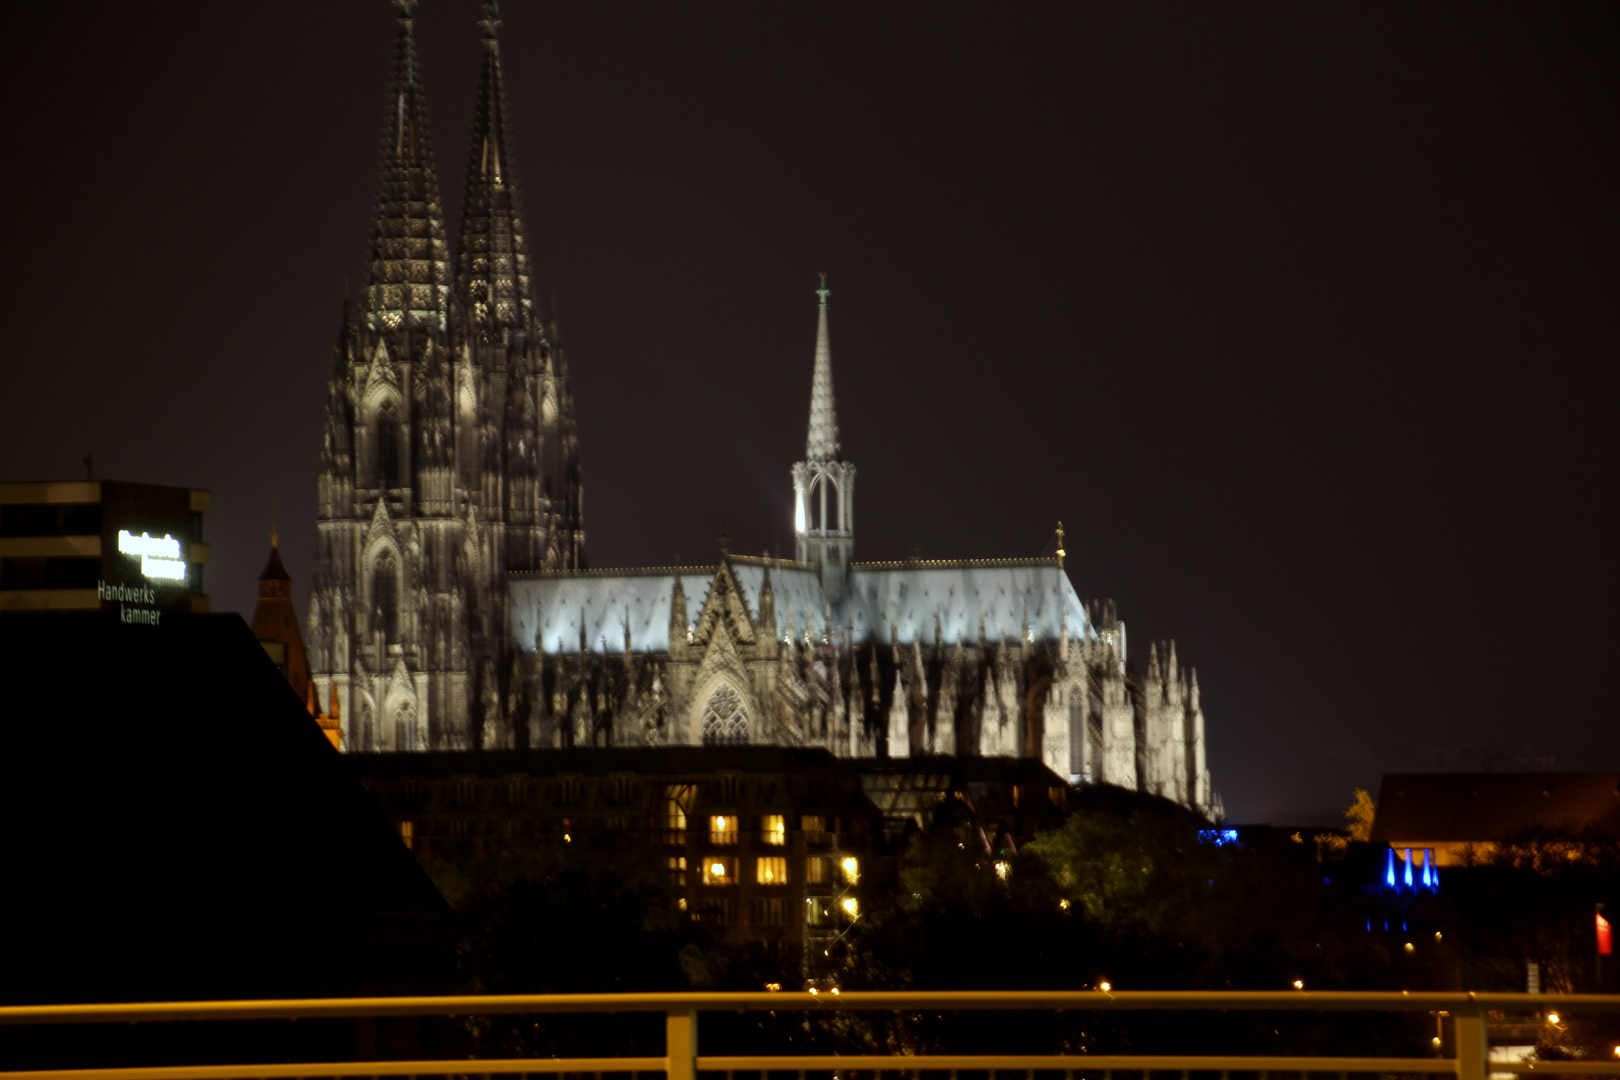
[691,561,757,649]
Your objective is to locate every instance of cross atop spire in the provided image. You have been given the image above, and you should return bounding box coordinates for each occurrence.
[805,273,839,460]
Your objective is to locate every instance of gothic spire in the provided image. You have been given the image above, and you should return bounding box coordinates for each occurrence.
[455,0,536,341]
[362,2,451,338]
[805,273,839,460]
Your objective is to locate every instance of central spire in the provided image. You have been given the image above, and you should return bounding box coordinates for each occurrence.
[455,0,536,340]
[793,274,856,594]
[806,272,839,460]
[362,4,450,337]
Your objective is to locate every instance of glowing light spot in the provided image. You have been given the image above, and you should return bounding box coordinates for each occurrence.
[808,988,818,995]
[118,530,186,581]
[1059,899,1071,910]
[711,862,726,877]
[841,857,859,883]
[830,987,840,995]
[563,833,571,843]
[1098,981,1112,992]
[1403,942,1414,953]
[841,898,859,918]
[1547,1012,1561,1025]
[765,983,781,992]
[994,860,1011,881]
[1293,980,1304,990]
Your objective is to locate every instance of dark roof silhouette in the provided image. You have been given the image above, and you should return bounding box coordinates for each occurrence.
[1370,772,1620,845]
[0,613,449,1005]
[258,541,291,582]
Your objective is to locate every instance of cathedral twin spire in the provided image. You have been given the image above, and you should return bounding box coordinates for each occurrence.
[312,2,582,754]
[361,1,537,345]
[364,4,451,337]
[457,2,536,340]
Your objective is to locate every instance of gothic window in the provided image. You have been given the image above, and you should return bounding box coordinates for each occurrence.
[1069,699,1085,777]
[376,405,402,490]
[701,683,749,746]
[810,475,839,532]
[373,551,399,640]
[394,702,416,751]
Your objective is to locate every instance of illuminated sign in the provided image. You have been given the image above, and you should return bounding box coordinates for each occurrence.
[118,529,187,581]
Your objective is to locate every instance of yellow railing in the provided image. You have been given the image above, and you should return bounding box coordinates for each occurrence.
[3,990,1619,1080]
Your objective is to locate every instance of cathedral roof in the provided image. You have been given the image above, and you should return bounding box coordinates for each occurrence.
[455,2,536,340]
[361,5,451,336]
[805,275,840,461]
[510,566,709,655]
[847,559,1090,647]
[508,556,1092,655]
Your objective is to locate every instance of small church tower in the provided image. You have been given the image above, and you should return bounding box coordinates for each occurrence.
[792,275,856,596]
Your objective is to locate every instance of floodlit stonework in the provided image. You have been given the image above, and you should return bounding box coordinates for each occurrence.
[509,283,1220,818]
[310,6,583,752]
[310,6,1219,819]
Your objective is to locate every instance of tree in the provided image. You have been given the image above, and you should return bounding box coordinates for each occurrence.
[839,785,1417,1056]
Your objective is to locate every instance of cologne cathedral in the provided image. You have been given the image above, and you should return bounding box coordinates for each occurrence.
[310,4,583,752]
[311,4,1218,816]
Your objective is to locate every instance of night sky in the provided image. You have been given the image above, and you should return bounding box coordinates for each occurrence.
[2,3,1614,822]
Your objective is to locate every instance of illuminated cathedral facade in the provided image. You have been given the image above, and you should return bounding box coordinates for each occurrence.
[310,5,1218,816]
[310,4,583,752]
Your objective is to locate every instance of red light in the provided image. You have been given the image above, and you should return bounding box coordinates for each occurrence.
[1598,913,1612,956]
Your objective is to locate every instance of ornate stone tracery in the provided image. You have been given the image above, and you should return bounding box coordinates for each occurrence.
[700,683,749,746]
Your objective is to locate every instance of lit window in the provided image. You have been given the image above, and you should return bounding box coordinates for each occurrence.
[762,814,786,845]
[802,814,826,836]
[398,820,413,850]
[841,856,860,884]
[659,784,693,837]
[806,898,834,927]
[757,856,788,885]
[806,856,832,885]
[710,815,737,844]
[667,856,687,888]
[702,857,735,886]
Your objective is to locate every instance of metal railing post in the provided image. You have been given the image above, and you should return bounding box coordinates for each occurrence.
[667,1005,699,1080]
[1454,1007,1487,1080]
